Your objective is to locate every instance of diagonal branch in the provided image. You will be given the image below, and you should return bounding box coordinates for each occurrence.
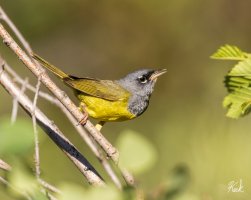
[0,6,135,187]
[4,61,123,189]
[0,60,105,186]
[0,23,119,164]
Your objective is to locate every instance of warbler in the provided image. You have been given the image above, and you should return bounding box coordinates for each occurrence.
[32,54,166,128]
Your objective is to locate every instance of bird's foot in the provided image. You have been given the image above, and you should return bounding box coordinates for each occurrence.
[77,103,89,125]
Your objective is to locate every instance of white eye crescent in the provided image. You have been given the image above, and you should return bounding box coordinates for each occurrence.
[138,75,148,83]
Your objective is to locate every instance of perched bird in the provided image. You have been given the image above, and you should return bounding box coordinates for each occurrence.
[32,54,166,129]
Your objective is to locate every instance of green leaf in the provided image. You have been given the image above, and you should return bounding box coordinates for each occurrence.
[7,162,47,199]
[0,117,34,156]
[228,58,251,76]
[223,58,251,118]
[9,167,37,194]
[211,44,249,60]
[116,130,157,175]
[212,45,251,118]
[57,183,122,200]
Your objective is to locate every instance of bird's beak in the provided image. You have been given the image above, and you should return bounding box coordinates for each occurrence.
[150,69,167,81]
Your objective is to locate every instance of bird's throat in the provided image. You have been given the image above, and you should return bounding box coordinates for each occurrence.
[128,94,150,117]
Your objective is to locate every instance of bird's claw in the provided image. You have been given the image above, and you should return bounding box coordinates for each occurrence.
[77,103,89,125]
[77,112,88,126]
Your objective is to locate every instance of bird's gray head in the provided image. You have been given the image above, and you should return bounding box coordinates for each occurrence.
[117,68,167,98]
[117,68,166,116]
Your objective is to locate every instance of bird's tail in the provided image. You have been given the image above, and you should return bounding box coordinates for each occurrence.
[32,53,69,79]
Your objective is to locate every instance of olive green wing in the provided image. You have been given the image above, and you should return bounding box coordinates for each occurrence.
[64,77,130,101]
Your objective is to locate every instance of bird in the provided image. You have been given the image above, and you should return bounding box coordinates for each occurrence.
[32,53,166,130]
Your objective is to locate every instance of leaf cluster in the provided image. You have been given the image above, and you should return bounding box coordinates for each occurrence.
[211,45,251,118]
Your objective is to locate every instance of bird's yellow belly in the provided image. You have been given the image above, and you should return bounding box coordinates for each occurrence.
[76,93,135,122]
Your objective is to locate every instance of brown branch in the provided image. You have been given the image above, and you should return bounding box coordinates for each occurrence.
[4,62,123,189]
[0,23,119,164]
[56,103,123,189]
[0,60,105,186]
[0,7,135,187]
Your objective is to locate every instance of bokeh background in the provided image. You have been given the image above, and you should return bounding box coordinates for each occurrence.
[1,0,251,199]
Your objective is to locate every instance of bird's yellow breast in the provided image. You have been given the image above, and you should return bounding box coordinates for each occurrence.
[76,93,135,122]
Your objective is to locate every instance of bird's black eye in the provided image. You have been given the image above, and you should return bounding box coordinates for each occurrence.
[138,75,148,84]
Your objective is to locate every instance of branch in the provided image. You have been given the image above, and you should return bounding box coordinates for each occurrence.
[31,79,61,194]
[0,60,105,186]
[56,104,123,189]
[0,23,119,164]
[4,62,123,189]
[4,62,59,104]
[32,78,41,180]
[0,7,135,187]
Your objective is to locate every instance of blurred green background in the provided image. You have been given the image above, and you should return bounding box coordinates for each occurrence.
[1,0,251,199]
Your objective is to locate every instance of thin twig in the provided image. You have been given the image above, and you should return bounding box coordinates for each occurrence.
[32,78,59,194]
[32,78,41,179]
[5,62,57,104]
[4,61,61,193]
[11,77,28,124]
[0,60,105,186]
